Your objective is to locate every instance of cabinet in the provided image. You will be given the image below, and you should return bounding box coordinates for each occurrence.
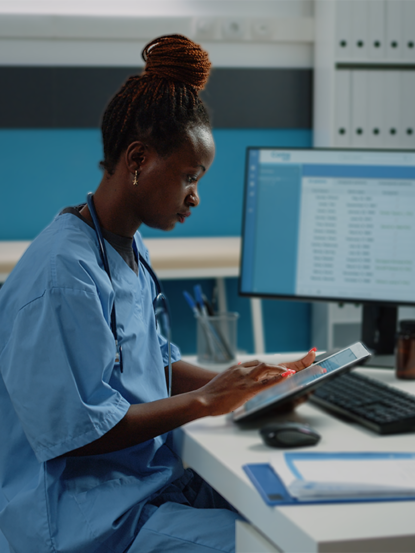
[313,0,415,350]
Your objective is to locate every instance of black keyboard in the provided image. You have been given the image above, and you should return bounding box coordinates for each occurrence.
[310,372,415,435]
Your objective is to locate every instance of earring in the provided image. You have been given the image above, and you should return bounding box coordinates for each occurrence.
[132,170,139,186]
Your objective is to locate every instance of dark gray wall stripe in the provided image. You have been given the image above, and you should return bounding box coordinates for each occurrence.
[202,68,312,129]
[0,67,312,129]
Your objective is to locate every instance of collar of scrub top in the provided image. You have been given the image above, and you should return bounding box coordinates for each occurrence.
[86,193,173,396]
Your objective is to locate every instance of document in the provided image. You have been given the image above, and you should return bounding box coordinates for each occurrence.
[271,452,415,501]
[295,171,415,303]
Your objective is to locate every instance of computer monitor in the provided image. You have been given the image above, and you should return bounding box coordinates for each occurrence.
[240,147,415,360]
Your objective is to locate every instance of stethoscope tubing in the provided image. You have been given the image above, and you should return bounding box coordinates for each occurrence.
[87,193,124,371]
[86,193,172,395]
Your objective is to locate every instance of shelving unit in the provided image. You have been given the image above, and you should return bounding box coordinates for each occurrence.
[314,0,415,150]
[312,0,415,351]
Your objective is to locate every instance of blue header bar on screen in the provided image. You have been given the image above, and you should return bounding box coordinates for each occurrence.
[302,164,415,179]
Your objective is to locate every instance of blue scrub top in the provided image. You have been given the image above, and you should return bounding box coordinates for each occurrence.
[0,213,183,552]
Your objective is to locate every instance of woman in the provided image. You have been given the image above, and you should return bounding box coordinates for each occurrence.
[0,35,315,552]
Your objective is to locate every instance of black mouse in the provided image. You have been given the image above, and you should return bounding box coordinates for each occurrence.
[259,422,321,448]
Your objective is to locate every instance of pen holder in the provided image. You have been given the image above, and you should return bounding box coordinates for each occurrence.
[196,312,239,365]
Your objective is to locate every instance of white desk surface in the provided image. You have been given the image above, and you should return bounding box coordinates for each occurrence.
[0,237,241,281]
[177,354,415,553]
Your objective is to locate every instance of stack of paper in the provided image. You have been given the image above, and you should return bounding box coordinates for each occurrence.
[271,452,415,501]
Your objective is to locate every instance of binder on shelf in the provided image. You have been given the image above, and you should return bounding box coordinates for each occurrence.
[334,70,351,147]
[367,71,384,149]
[382,70,401,148]
[368,0,385,61]
[335,0,352,60]
[400,71,415,149]
[351,0,368,61]
[403,1,415,63]
[351,70,368,148]
[385,0,403,60]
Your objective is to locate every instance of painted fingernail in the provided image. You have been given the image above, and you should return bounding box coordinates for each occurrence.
[237,361,242,365]
[281,369,296,377]
[309,347,317,352]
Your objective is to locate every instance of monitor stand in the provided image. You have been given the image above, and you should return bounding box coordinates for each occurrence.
[360,304,397,369]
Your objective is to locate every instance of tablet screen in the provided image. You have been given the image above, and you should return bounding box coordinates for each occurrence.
[234,343,369,422]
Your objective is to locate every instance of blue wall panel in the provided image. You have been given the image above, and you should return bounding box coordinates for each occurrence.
[0,129,103,240]
[0,128,311,239]
[0,128,312,355]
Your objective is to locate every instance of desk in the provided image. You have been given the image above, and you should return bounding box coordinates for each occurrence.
[177,354,415,552]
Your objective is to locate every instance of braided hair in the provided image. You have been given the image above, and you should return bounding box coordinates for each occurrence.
[101,34,212,174]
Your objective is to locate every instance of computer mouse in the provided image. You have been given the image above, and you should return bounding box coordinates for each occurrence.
[259,422,321,448]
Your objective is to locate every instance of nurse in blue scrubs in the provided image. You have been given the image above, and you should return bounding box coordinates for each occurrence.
[0,34,316,553]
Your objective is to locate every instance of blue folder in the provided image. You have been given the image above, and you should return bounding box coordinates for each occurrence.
[243,463,415,506]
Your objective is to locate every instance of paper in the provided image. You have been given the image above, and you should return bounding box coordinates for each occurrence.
[271,452,415,501]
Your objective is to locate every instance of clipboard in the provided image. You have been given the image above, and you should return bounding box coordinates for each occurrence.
[243,463,415,506]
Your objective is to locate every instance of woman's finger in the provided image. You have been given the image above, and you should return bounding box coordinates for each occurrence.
[284,348,317,372]
[249,362,293,382]
[237,359,262,368]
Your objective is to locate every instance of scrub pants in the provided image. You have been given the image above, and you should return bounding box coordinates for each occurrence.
[129,469,242,553]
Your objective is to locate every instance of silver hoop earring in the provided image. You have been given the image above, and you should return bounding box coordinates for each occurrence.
[133,170,139,186]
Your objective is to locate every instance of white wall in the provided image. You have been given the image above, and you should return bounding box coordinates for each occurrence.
[0,0,314,67]
[0,1,313,17]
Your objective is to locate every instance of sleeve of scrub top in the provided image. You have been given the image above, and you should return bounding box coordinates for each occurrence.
[1,287,130,463]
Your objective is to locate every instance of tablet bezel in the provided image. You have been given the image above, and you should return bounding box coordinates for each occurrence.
[233,342,371,423]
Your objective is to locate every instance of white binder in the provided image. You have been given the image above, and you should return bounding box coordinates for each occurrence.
[402,0,415,62]
[351,0,369,60]
[386,0,403,60]
[334,70,351,147]
[400,71,415,148]
[367,71,384,148]
[368,0,386,61]
[382,71,401,148]
[336,0,352,60]
[351,70,368,148]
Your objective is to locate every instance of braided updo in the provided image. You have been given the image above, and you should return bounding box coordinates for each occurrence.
[101,34,212,174]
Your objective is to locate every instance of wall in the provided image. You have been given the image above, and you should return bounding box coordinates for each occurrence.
[0,1,314,355]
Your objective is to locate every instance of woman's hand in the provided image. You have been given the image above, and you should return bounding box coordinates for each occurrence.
[65,350,316,456]
[194,349,316,416]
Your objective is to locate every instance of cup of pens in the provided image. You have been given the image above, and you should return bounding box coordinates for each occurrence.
[196,311,239,365]
[183,286,239,365]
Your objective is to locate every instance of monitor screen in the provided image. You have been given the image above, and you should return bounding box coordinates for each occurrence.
[240,148,415,306]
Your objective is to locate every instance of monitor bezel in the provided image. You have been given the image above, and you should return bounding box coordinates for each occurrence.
[239,146,415,307]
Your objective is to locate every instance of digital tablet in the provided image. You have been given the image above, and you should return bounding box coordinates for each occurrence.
[233,342,371,423]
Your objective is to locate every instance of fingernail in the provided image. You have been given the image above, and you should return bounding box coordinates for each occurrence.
[237,361,242,365]
[281,369,296,377]
[309,347,317,352]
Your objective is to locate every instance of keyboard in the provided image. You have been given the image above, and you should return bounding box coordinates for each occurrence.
[310,372,415,435]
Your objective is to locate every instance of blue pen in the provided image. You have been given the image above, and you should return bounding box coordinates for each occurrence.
[193,284,214,316]
[183,289,221,361]
[194,285,209,317]
[183,290,200,318]
[194,285,233,362]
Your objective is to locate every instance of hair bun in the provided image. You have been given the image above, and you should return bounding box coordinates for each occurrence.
[142,34,211,91]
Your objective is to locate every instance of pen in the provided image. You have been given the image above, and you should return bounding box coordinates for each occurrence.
[194,285,233,362]
[183,290,200,318]
[193,284,215,316]
[183,290,219,361]
[202,293,215,316]
[194,285,209,317]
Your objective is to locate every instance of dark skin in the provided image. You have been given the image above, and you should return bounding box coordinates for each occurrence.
[68,125,316,457]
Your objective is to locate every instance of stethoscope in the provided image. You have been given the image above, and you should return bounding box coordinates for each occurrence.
[86,193,173,397]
